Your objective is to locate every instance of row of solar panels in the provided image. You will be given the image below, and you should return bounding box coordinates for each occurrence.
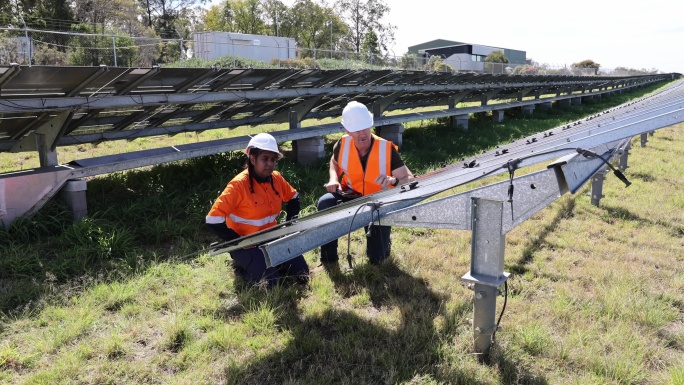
[0,65,676,153]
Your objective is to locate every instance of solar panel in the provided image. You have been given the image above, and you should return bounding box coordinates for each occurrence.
[0,66,671,151]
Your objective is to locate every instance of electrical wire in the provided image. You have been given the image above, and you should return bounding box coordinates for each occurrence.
[491,280,508,344]
[576,147,631,186]
[345,202,370,269]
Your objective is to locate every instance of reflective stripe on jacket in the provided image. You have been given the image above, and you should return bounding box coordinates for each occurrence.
[206,169,298,236]
[338,134,397,195]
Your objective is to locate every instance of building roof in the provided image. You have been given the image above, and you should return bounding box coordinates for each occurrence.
[407,39,464,54]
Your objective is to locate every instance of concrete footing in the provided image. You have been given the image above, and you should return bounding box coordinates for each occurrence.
[491,110,505,123]
[59,180,88,221]
[294,136,326,165]
[376,123,405,147]
[451,115,470,131]
[521,105,534,116]
[558,99,572,107]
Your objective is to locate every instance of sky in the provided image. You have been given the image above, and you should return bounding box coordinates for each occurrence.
[384,0,683,73]
[208,0,684,74]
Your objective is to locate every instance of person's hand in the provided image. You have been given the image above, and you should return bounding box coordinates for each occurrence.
[374,174,397,189]
[324,180,341,193]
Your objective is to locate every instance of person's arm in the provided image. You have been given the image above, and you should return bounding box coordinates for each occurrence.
[324,156,341,193]
[206,181,241,241]
[373,165,414,189]
[374,144,415,188]
[391,165,414,185]
[206,223,241,242]
[285,197,300,221]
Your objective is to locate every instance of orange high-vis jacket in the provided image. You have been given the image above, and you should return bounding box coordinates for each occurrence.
[205,170,298,236]
[337,134,398,196]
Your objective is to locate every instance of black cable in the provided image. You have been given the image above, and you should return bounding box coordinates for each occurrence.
[576,147,631,187]
[505,159,521,221]
[375,206,387,260]
[491,280,508,344]
[346,203,368,269]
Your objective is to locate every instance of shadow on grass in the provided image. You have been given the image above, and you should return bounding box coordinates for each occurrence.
[508,196,577,276]
[224,263,448,384]
[222,260,547,384]
[600,203,684,237]
[489,345,550,385]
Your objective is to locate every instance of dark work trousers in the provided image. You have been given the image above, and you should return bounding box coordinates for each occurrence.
[230,247,309,287]
[317,192,391,265]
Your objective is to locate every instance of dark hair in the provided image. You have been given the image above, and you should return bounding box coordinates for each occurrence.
[246,147,280,197]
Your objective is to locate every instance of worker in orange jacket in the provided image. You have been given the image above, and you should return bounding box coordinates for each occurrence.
[317,101,415,266]
[206,133,309,287]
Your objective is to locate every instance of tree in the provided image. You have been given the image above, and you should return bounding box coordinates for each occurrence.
[572,59,600,69]
[200,0,237,31]
[512,64,538,75]
[336,0,395,56]
[68,23,139,66]
[262,0,288,36]
[21,0,75,30]
[400,52,418,70]
[484,50,508,74]
[484,50,508,63]
[571,59,600,75]
[423,55,452,72]
[361,29,379,55]
[290,0,335,57]
[139,0,207,38]
[73,0,141,34]
[232,0,265,34]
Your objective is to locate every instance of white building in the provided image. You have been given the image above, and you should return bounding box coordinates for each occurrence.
[192,32,297,62]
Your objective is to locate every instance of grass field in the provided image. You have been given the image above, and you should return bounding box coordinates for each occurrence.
[0,81,682,384]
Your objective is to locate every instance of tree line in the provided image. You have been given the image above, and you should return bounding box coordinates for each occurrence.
[0,0,396,65]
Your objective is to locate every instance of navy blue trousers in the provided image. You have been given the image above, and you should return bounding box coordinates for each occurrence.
[316,192,391,265]
[230,247,309,288]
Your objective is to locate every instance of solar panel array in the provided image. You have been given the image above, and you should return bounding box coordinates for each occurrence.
[0,64,673,152]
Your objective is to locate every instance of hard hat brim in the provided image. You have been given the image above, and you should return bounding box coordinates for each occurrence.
[245,146,284,159]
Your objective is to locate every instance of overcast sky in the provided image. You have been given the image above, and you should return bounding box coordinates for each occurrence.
[209,0,683,73]
[387,0,683,73]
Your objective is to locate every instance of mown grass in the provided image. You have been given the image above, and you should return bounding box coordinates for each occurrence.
[0,81,682,384]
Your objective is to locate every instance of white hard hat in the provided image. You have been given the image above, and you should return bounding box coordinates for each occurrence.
[341,101,373,132]
[245,133,283,158]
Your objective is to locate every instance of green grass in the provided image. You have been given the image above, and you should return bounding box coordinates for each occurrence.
[0,81,682,384]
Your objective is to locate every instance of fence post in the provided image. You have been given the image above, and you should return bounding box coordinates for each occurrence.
[112,35,117,67]
[179,38,183,66]
[18,13,31,66]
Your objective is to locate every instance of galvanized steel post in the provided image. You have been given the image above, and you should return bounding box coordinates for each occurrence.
[462,198,509,356]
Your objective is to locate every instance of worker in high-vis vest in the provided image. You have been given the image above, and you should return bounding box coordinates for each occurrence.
[317,101,415,266]
[206,133,309,288]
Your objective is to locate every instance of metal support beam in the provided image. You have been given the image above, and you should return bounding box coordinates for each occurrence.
[289,110,301,130]
[480,90,500,106]
[0,64,21,88]
[640,132,649,147]
[265,95,325,125]
[11,110,72,154]
[619,140,631,171]
[590,167,609,206]
[372,92,403,117]
[446,91,474,109]
[462,198,509,356]
[36,133,58,167]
